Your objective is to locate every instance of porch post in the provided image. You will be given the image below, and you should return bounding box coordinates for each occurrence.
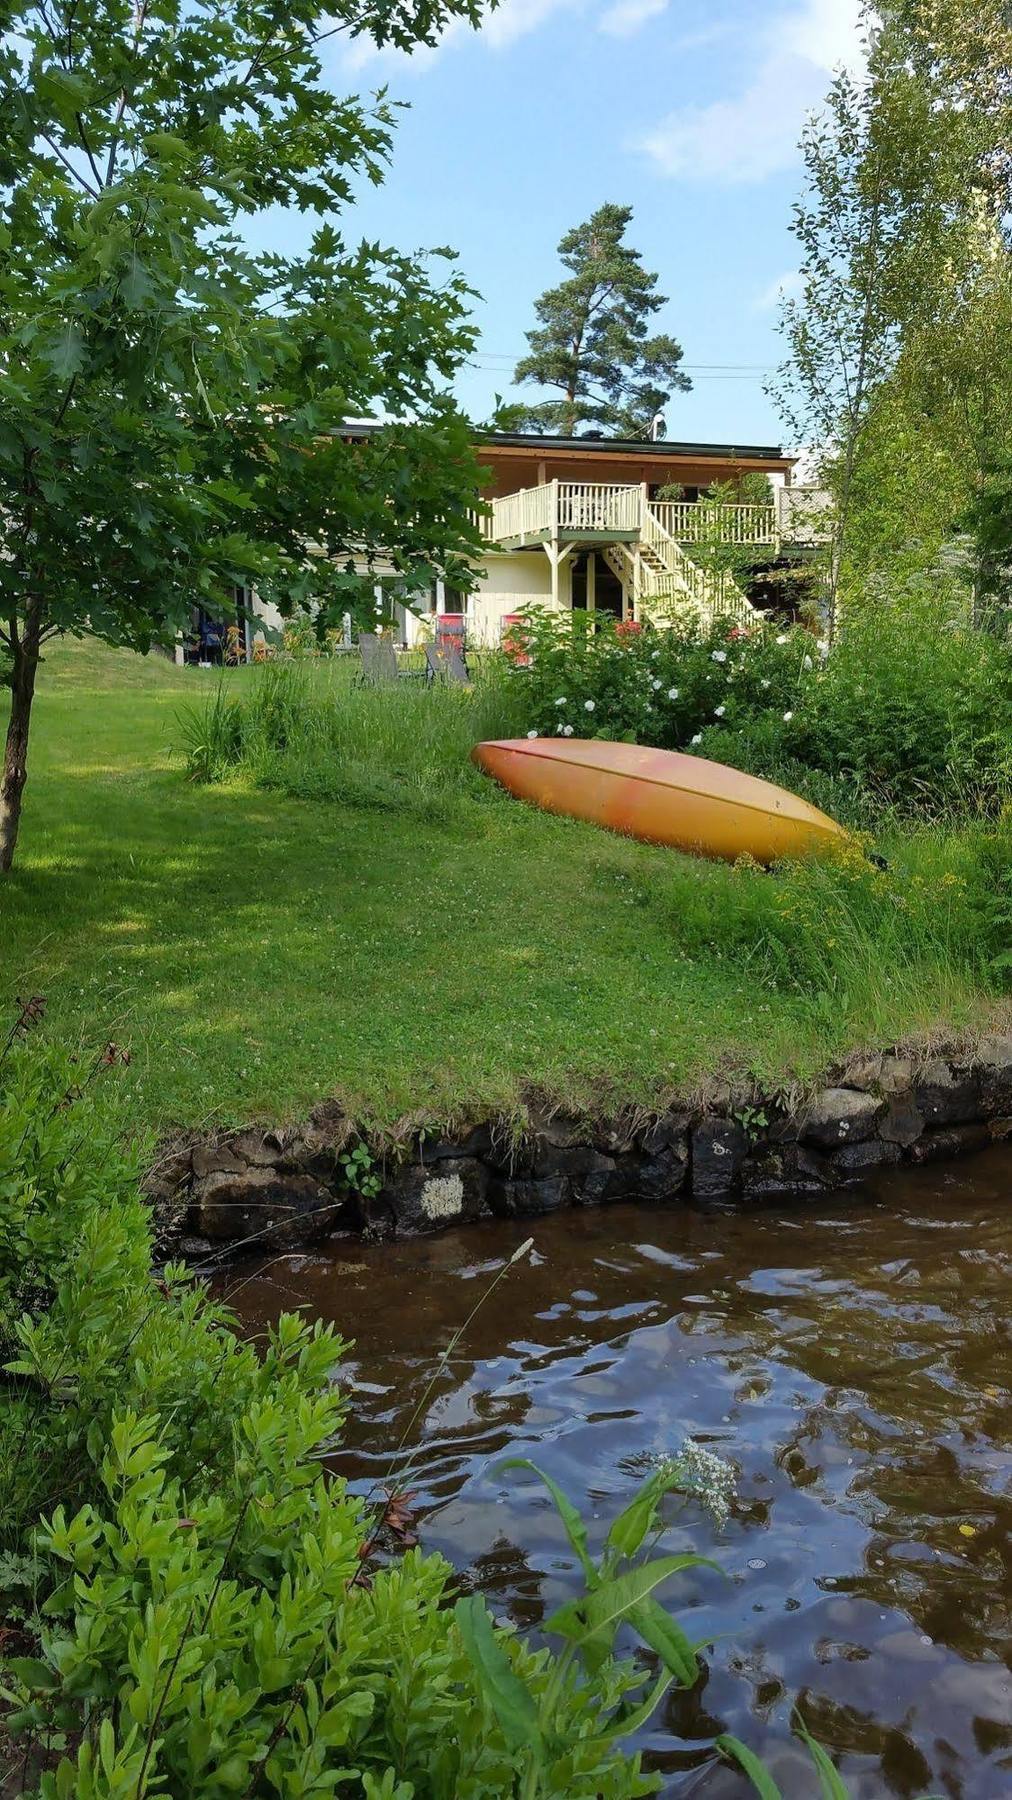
[586,551,596,613]
[435,578,446,614]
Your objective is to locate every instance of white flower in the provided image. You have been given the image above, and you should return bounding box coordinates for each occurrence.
[652,678,662,690]
[555,696,567,706]
[761,679,770,689]
[802,654,813,670]
[775,633,788,645]
[817,638,829,658]
[783,710,793,722]
[677,1437,737,1530]
[667,686,679,700]
[526,729,538,739]
[690,733,702,745]
[714,704,725,718]
[651,648,660,659]
[562,723,574,736]
[555,723,565,734]
[584,698,595,711]
[711,649,727,663]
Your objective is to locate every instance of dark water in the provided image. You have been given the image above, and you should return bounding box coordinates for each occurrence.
[225,1149,1012,1797]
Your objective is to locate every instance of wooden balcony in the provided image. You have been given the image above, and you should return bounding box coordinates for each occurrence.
[482,480,802,552]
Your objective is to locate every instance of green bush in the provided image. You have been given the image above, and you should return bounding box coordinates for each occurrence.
[787,606,1012,812]
[0,1033,709,1799]
[507,608,809,753]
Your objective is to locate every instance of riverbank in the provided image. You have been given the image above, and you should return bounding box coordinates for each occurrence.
[152,1029,1012,1259]
[1,638,1007,1150]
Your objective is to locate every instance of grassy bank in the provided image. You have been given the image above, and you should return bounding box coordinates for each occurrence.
[0,637,1006,1135]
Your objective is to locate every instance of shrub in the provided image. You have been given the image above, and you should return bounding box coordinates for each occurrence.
[0,1032,712,1799]
[509,608,811,752]
[786,605,1012,812]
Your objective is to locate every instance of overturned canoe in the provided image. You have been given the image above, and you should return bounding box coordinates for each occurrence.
[472,737,849,864]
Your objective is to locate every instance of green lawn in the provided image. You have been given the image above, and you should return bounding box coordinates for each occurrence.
[0,637,1000,1135]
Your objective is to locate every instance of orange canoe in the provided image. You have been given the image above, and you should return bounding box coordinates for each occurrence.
[472,737,849,864]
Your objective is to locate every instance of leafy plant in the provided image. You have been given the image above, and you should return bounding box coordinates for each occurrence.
[340,1141,383,1201]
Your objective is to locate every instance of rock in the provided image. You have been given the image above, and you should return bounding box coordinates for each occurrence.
[609,1143,688,1204]
[741,1143,831,1198]
[639,1111,691,1157]
[877,1055,916,1096]
[381,1157,491,1233]
[487,1174,570,1217]
[977,1035,1012,1115]
[879,1091,925,1148]
[830,1139,903,1176]
[913,1060,981,1127]
[192,1143,246,1180]
[691,1118,749,1200]
[192,1167,341,1247]
[800,1087,884,1149]
[907,1123,992,1164]
[229,1129,289,1168]
[418,1122,493,1163]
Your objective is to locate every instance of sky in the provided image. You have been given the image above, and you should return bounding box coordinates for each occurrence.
[275,0,867,448]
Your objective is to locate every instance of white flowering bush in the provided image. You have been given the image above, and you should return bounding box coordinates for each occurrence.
[505,607,813,753]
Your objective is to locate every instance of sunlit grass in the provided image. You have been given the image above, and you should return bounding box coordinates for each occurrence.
[0,636,1004,1134]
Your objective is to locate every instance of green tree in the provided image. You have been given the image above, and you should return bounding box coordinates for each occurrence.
[0,0,493,873]
[506,203,691,438]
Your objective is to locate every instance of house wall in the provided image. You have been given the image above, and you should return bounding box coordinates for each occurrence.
[467,548,569,646]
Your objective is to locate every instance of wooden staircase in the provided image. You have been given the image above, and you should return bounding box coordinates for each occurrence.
[603,505,753,629]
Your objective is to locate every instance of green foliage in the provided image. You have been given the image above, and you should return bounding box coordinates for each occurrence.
[0,1035,659,1798]
[506,604,1012,819]
[0,0,491,868]
[505,204,690,437]
[508,607,810,752]
[789,606,1012,812]
[176,656,527,825]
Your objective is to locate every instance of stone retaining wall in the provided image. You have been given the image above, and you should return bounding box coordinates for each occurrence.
[148,1036,1012,1260]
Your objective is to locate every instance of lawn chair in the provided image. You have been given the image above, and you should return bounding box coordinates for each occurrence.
[358,632,400,684]
[424,642,470,685]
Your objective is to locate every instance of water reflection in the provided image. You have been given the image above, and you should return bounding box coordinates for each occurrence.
[226,1147,1012,1797]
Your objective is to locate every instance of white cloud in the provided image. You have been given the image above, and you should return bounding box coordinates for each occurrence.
[482,0,579,47]
[338,0,579,70]
[599,0,668,38]
[754,269,804,311]
[637,0,865,184]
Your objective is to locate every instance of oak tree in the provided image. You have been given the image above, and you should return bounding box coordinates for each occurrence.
[0,0,493,871]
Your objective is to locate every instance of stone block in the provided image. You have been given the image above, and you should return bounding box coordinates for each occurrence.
[879,1091,925,1148]
[907,1123,992,1164]
[912,1060,981,1126]
[691,1118,749,1200]
[800,1087,884,1149]
[382,1157,490,1232]
[830,1138,903,1177]
[487,1174,570,1217]
[192,1167,340,1246]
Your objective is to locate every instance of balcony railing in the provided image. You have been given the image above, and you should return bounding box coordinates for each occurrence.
[651,500,778,546]
[481,482,831,552]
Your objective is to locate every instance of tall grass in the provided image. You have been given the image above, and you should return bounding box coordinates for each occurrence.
[177,657,528,824]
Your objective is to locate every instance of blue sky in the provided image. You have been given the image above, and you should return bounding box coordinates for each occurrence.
[299,0,865,447]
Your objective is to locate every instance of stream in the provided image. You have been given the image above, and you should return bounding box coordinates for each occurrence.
[225,1145,1012,1797]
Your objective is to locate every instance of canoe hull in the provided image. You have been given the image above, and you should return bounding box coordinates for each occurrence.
[472,738,848,864]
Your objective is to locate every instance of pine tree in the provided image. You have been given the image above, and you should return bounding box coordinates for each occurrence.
[507,204,690,438]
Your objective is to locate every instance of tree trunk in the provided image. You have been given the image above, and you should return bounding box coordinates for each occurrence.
[0,606,42,874]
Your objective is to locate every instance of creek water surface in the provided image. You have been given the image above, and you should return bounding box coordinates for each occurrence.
[226,1147,1012,1798]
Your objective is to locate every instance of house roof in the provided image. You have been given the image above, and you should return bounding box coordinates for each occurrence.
[475,430,790,462]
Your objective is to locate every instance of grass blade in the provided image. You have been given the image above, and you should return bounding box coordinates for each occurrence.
[715,1734,784,1798]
